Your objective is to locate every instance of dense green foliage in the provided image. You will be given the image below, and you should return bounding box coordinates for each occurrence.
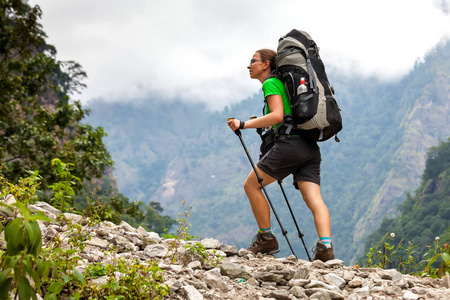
[86,40,450,264]
[362,138,450,263]
[0,0,113,188]
[0,0,175,233]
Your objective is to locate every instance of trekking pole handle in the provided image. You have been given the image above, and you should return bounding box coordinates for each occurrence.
[227,118,241,136]
[249,116,263,136]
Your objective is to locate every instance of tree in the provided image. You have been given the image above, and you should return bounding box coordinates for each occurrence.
[0,0,113,188]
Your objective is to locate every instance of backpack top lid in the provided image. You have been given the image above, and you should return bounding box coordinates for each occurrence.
[278,30,315,53]
[276,29,316,69]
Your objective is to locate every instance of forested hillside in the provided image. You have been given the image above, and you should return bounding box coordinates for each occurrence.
[362,138,450,262]
[86,40,450,264]
[0,1,174,234]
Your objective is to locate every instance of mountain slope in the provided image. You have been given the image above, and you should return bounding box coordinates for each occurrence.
[85,41,450,264]
[362,137,450,262]
[348,41,450,261]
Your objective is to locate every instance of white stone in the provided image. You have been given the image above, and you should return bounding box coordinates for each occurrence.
[29,204,57,222]
[324,259,344,268]
[323,273,345,288]
[289,286,307,298]
[246,277,259,286]
[187,261,202,269]
[346,293,361,300]
[85,237,110,249]
[403,291,420,300]
[267,289,290,300]
[148,231,162,243]
[144,244,168,258]
[288,279,311,287]
[312,259,326,269]
[119,220,136,233]
[46,226,58,239]
[370,286,385,292]
[34,201,61,216]
[63,212,83,224]
[237,248,252,256]
[113,235,138,252]
[348,278,363,288]
[204,269,228,291]
[165,278,182,291]
[207,249,226,258]
[37,220,47,237]
[2,194,16,205]
[102,221,117,229]
[181,285,203,300]
[201,238,221,249]
[354,286,369,297]
[343,270,355,282]
[381,269,402,281]
[309,291,331,300]
[205,268,221,277]
[441,275,450,288]
[305,279,339,291]
[170,264,183,272]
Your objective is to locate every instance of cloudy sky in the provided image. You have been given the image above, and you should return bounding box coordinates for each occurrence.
[30,0,450,110]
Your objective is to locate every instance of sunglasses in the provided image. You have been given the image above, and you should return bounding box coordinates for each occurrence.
[250,59,262,65]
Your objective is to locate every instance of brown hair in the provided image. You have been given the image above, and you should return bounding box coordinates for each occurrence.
[256,49,277,71]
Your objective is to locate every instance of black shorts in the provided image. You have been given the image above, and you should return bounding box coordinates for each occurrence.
[257,135,321,188]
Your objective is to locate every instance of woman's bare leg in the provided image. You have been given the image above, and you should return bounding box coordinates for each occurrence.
[243,166,276,229]
[297,181,330,238]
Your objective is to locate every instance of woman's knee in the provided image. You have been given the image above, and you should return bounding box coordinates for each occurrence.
[244,176,261,193]
[298,181,324,207]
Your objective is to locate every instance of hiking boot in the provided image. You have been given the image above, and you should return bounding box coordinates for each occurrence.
[312,242,335,262]
[246,232,280,255]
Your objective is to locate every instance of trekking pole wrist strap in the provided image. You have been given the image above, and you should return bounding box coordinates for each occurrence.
[239,121,245,129]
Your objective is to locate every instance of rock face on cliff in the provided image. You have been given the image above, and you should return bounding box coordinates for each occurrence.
[1,196,449,299]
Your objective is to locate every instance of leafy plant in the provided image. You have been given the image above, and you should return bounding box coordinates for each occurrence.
[0,172,54,300]
[162,201,223,266]
[363,233,450,278]
[162,201,195,258]
[47,158,80,212]
[365,232,402,269]
[185,242,223,267]
[78,258,170,300]
[85,263,107,279]
[421,240,450,278]
[0,170,42,204]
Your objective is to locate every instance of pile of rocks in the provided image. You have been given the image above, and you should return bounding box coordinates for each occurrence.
[1,195,449,299]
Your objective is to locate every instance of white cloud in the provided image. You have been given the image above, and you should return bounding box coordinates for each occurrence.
[30,0,450,110]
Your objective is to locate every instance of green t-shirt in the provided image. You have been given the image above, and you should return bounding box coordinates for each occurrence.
[262,77,291,129]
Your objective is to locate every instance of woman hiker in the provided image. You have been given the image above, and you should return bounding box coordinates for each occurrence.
[227,49,334,262]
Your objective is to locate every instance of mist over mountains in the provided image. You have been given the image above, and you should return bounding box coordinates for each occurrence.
[85,41,450,264]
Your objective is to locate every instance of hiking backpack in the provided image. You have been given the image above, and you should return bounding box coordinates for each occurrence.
[275,29,342,142]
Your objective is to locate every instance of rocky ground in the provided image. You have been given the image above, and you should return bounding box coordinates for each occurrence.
[1,195,450,299]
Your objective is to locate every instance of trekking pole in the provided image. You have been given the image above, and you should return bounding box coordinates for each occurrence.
[228,117,297,258]
[250,115,263,136]
[250,115,312,261]
[277,180,312,261]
